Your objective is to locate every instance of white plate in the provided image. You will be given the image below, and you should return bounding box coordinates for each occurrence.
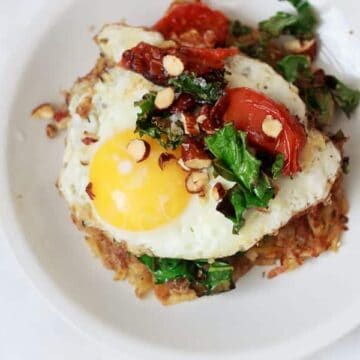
[1,0,360,359]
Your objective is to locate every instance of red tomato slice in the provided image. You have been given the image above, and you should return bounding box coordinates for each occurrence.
[153,2,229,48]
[223,87,307,175]
[121,42,238,85]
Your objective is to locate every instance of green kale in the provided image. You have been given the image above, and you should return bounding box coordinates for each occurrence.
[231,20,252,37]
[303,87,335,128]
[259,12,298,38]
[138,255,234,296]
[216,185,247,234]
[326,76,360,117]
[202,261,234,293]
[342,156,350,174]
[212,159,239,182]
[286,0,318,39]
[169,72,225,104]
[134,92,184,149]
[271,154,285,179]
[205,124,274,233]
[259,0,317,39]
[276,55,311,82]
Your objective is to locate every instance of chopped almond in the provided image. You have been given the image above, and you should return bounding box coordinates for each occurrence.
[178,159,191,172]
[180,113,200,136]
[184,158,212,169]
[76,96,92,119]
[262,115,283,139]
[54,109,70,123]
[158,40,178,49]
[32,103,55,120]
[185,171,209,194]
[82,135,99,145]
[284,38,317,60]
[158,153,176,170]
[162,55,184,76]
[86,182,96,200]
[181,139,211,169]
[196,114,207,124]
[46,123,58,139]
[155,88,175,109]
[212,183,226,201]
[127,139,150,162]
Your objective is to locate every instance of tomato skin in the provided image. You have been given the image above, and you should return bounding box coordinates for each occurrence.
[153,2,229,47]
[223,87,306,175]
[121,42,237,85]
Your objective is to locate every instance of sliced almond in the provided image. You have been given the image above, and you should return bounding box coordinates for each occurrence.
[46,123,58,139]
[162,55,184,76]
[127,139,150,162]
[32,103,55,120]
[212,183,226,201]
[180,113,200,135]
[262,115,283,139]
[155,87,175,110]
[185,171,209,194]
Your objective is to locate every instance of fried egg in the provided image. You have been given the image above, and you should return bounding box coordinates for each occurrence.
[58,25,341,260]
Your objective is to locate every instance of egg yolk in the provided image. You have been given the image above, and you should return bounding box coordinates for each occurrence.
[89,130,190,231]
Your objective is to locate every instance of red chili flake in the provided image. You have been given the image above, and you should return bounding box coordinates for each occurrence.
[86,183,95,200]
[197,93,228,134]
[54,109,69,123]
[82,137,98,145]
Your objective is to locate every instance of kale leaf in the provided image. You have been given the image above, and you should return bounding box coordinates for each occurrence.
[202,261,234,293]
[231,20,252,37]
[271,154,285,179]
[276,55,311,83]
[303,87,335,128]
[139,255,234,295]
[259,12,298,38]
[134,92,184,149]
[205,124,274,233]
[286,0,318,39]
[260,0,317,39]
[326,76,360,117]
[169,72,225,104]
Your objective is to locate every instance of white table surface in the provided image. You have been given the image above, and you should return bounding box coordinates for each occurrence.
[1,1,360,359]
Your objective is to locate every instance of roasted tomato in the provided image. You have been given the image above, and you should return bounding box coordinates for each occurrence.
[121,42,237,85]
[153,2,229,48]
[223,87,307,175]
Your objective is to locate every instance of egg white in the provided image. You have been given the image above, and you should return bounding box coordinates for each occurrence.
[59,25,341,260]
[95,23,164,62]
[226,55,307,125]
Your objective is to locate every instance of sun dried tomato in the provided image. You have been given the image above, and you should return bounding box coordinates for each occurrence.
[170,93,197,114]
[121,42,237,85]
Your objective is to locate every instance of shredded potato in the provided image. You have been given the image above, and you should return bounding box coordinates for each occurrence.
[80,176,347,305]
